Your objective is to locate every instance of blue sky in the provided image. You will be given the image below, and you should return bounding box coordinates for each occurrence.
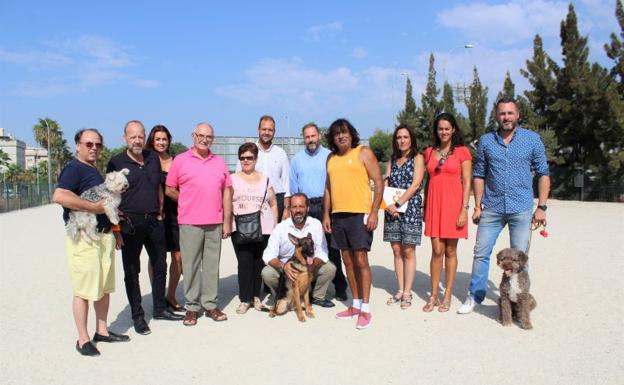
[0,0,619,148]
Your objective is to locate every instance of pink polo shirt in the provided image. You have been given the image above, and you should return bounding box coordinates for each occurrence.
[166,148,232,225]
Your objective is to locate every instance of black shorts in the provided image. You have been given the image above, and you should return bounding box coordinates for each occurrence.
[330,213,373,251]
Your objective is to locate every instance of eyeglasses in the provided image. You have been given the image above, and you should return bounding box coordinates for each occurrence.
[193,133,214,141]
[80,142,103,149]
[239,156,255,162]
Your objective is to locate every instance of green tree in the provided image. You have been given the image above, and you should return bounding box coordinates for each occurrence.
[520,34,561,163]
[396,77,418,129]
[368,129,393,163]
[486,71,517,130]
[440,81,457,116]
[98,145,126,174]
[465,66,488,146]
[604,0,624,93]
[32,118,72,181]
[169,142,188,156]
[0,149,10,169]
[550,3,624,198]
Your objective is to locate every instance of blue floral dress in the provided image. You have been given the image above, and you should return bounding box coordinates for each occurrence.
[383,157,423,245]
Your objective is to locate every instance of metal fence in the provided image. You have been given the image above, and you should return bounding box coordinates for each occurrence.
[0,182,52,213]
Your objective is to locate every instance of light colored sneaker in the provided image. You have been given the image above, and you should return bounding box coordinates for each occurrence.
[236,302,251,314]
[355,311,372,329]
[457,294,476,314]
[335,307,360,320]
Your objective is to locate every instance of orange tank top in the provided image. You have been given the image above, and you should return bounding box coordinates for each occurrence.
[327,145,371,214]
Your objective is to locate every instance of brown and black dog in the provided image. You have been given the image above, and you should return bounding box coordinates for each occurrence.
[269,233,315,322]
[496,248,537,329]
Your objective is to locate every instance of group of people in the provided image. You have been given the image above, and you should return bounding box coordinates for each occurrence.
[54,96,550,356]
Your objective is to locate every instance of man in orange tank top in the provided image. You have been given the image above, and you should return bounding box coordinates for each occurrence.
[322,118,383,330]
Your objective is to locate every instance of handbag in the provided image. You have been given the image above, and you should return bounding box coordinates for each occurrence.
[232,178,269,245]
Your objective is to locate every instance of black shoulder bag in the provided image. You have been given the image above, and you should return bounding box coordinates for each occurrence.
[232,178,269,245]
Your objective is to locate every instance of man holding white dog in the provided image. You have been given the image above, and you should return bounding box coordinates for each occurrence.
[54,128,130,356]
[261,193,337,308]
[457,97,550,314]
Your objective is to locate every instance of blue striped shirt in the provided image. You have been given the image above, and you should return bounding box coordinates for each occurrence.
[473,127,549,214]
[289,146,330,199]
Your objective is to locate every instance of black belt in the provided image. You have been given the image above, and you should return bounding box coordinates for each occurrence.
[125,212,158,219]
[96,227,111,234]
[309,197,323,204]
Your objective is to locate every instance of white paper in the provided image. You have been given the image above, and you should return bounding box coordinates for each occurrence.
[384,187,408,213]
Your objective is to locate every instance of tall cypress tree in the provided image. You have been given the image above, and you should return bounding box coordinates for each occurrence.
[440,81,457,116]
[415,53,441,147]
[396,76,418,128]
[465,66,488,145]
[604,0,624,93]
[486,71,517,130]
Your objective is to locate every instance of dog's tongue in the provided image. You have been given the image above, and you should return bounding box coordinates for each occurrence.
[307,257,314,265]
[505,270,512,277]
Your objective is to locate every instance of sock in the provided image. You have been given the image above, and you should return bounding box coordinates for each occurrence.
[352,299,362,309]
[360,302,370,313]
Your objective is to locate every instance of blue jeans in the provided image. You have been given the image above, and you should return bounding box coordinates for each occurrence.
[469,209,532,303]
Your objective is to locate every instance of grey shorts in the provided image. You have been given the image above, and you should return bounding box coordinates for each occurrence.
[330,213,373,251]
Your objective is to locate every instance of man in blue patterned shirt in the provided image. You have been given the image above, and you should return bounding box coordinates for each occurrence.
[458,97,550,314]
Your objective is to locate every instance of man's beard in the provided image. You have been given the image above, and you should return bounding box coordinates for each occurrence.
[499,120,517,131]
[306,142,318,152]
[292,213,306,225]
[129,145,143,155]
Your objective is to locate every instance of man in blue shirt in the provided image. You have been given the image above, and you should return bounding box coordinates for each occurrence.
[458,97,550,314]
[289,122,348,304]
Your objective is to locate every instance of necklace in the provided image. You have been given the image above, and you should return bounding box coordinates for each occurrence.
[435,147,453,158]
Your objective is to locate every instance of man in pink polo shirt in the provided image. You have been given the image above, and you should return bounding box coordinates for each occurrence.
[165,122,233,326]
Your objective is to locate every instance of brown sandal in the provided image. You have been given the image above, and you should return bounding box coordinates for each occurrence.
[422,296,439,312]
[183,310,198,326]
[205,308,228,322]
[438,298,452,312]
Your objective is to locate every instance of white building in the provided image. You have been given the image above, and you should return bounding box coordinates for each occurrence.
[0,128,26,170]
[25,147,48,170]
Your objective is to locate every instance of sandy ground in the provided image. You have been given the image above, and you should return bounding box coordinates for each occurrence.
[1,200,623,385]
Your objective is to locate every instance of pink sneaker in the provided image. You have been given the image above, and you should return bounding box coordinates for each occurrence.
[335,307,360,319]
[356,311,372,329]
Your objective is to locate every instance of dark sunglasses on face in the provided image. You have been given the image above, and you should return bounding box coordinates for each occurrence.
[435,158,446,172]
[81,142,103,149]
[239,156,255,161]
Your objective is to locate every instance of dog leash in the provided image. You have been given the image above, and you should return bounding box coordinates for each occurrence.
[526,221,548,256]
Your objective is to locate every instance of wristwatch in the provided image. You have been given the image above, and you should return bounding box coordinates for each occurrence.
[537,205,547,211]
[395,201,402,208]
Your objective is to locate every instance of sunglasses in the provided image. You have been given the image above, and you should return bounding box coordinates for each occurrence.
[239,156,255,162]
[435,158,447,172]
[80,141,103,149]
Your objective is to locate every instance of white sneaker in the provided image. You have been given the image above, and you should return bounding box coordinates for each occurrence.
[457,294,476,314]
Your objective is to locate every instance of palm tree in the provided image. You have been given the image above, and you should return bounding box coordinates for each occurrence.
[32,118,72,182]
[0,149,10,169]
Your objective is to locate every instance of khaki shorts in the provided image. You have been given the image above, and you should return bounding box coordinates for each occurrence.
[66,233,115,301]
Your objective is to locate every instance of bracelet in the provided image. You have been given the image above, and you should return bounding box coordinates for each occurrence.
[463,205,469,209]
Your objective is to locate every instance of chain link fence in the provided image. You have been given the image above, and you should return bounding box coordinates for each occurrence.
[0,182,52,213]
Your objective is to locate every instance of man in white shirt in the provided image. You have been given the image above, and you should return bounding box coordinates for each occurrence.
[237,115,290,222]
[261,193,337,308]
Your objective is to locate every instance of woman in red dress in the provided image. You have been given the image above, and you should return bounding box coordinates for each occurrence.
[423,113,472,312]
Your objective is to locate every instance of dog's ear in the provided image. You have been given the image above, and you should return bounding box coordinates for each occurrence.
[306,232,312,240]
[121,168,130,175]
[496,249,504,264]
[287,233,300,246]
[518,250,529,266]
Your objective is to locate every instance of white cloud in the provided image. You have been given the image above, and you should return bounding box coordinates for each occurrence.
[351,47,368,59]
[133,79,161,88]
[2,35,156,97]
[307,21,342,41]
[437,1,569,45]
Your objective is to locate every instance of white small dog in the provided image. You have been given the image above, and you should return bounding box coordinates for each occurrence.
[66,168,130,244]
